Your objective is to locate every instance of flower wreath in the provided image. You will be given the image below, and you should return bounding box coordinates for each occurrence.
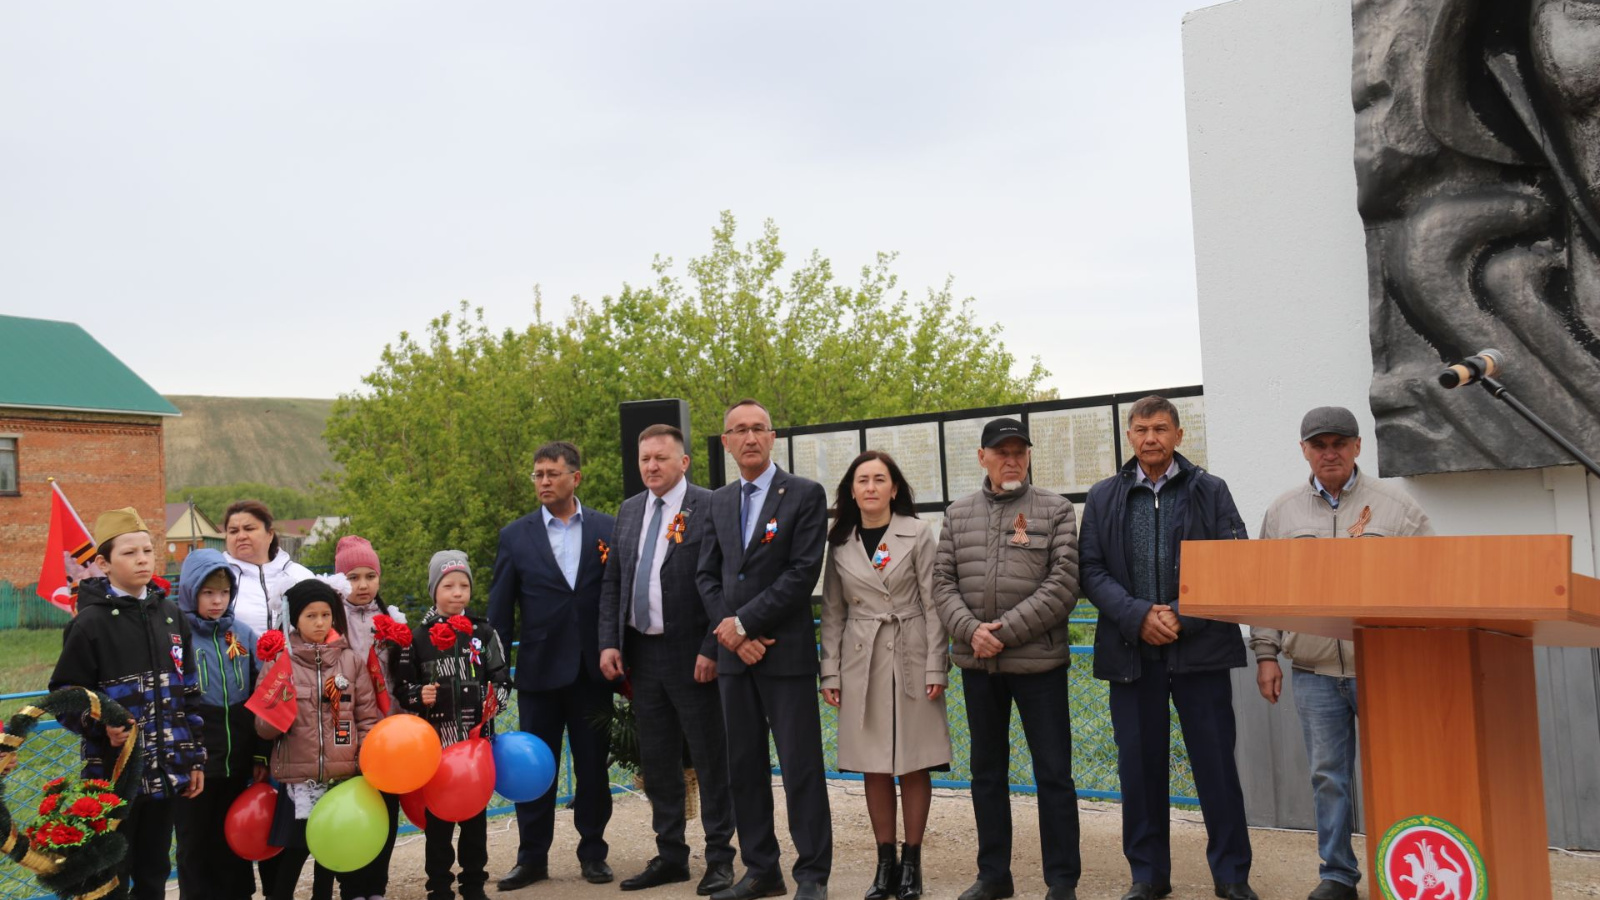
[0,686,144,900]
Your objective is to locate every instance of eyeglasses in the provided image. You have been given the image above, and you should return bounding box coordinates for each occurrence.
[530,470,572,483]
[723,425,773,437]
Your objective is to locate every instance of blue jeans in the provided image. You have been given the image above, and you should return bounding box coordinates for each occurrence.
[1292,670,1360,887]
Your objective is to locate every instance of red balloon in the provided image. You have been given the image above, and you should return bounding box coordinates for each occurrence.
[225,782,284,861]
[422,738,495,822]
[400,787,428,830]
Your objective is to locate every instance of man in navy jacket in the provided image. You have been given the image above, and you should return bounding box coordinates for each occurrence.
[489,441,618,891]
[1081,396,1258,900]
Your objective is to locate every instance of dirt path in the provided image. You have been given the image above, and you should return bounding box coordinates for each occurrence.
[276,780,1600,899]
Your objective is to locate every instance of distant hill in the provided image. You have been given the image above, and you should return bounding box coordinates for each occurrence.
[164,395,338,490]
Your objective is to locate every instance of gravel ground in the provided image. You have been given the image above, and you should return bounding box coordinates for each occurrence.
[271,780,1600,899]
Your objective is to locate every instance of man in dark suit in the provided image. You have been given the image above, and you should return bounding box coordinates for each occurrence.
[599,423,737,895]
[696,398,831,900]
[488,440,618,891]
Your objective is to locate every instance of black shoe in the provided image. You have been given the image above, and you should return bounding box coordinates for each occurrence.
[1119,885,1172,900]
[711,874,789,900]
[866,843,899,900]
[622,858,691,891]
[497,865,548,892]
[957,880,1015,900]
[461,888,493,900]
[795,885,827,900]
[582,860,615,884]
[896,844,921,900]
[698,863,736,896]
[1307,881,1358,900]
[1044,886,1077,900]
[1215,884,1260,900]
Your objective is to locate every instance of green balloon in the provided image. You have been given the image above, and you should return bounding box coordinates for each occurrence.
[306,776,388,872]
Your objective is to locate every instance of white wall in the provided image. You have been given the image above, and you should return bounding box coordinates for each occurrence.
[1181,0,1585,560]
[1183,0,1600,847]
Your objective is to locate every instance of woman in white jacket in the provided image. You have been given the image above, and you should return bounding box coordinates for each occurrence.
[223,499,313,635]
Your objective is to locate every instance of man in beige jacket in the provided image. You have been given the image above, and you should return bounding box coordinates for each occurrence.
[1249,406,1432,900]
[934,417,1081,900]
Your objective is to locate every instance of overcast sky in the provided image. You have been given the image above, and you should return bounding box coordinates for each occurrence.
[1,2,1209,403]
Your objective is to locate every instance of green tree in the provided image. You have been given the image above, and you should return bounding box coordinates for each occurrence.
[166,482,331,527]
[325,213,1047,615]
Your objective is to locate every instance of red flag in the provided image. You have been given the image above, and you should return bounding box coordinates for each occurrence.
[366,645,391,716]
[36,481,100,614]
[246,649,299,735]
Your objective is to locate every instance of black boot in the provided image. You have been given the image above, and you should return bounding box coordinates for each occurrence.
[897,844,922,900]
[864,843,899,900]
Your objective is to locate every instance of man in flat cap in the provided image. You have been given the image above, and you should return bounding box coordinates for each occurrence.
[933,417,1082,900]
[1250,406,1432,900]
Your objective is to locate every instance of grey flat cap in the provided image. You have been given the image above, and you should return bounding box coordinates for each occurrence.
[1300,406,1360,441]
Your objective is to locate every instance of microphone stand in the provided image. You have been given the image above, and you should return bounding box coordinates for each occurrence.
[1476,375,1600,480]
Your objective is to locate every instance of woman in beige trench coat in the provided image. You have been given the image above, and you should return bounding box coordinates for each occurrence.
[820,450,951,900]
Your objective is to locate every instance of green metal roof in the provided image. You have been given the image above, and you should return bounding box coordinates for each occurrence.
[0,315,180,416]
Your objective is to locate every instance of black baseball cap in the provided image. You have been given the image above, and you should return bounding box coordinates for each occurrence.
[980,417,1031,448]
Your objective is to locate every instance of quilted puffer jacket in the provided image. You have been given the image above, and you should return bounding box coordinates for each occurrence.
[255,630,381,784]
[933,479,1080,674]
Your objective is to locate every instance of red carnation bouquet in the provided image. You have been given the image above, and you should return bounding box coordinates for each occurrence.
[256,630,286,661]
[447,614,472,635]
[428,622,457,651]
[26,777,125,850]
[372,613,413,650]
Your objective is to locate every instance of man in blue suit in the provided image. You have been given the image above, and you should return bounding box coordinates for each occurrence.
[697,398,831,900]
[489,441,618,891]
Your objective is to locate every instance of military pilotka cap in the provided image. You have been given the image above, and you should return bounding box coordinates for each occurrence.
[981,417,1032,448]
[92,507,150,547]
[1300,406,1361,442]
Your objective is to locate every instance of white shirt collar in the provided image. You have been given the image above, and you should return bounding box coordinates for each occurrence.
[542,498,584,528]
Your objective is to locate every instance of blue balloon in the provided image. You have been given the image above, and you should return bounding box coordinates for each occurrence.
[493,731,557,803]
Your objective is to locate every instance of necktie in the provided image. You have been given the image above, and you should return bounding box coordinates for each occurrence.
[633,497,665,632]
[740,482,760,546]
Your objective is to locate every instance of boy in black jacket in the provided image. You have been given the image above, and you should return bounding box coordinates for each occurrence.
[395,550,510,900]
[49,507,207,900]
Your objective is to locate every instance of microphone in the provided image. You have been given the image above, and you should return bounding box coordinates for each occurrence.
[1438,349,1504,388]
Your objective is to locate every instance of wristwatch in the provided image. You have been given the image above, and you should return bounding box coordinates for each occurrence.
[734,617,747,637]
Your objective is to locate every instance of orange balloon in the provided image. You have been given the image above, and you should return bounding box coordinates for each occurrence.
[359,714,442,794]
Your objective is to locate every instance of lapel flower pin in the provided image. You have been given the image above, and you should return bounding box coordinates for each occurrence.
[872,543,891,570]
[761,518,778,544]
[667,511,688,544]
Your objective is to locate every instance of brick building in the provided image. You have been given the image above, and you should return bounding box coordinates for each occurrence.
[0,315,179,589]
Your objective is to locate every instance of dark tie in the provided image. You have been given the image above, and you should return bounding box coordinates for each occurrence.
[740,482,760,546]
[633,497,665,632]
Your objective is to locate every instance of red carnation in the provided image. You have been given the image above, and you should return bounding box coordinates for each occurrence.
[91,818,109,832]
[97,793,122,808]
[373,613,395,634]
[38,795,59,816]
[84,779,111,790]
[67,796,104,818]
[43,777,67,792]
[49,823,86,846]
[257,630,286,661]
[448,614,472,635]
[428,623,457,651]
[390,624,414,648]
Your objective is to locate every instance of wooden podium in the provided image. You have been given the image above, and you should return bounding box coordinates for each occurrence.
[1180,535,1600,898]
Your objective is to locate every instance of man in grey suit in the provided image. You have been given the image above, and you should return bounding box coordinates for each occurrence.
[697,398,832,900]
[599,423,737,895]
